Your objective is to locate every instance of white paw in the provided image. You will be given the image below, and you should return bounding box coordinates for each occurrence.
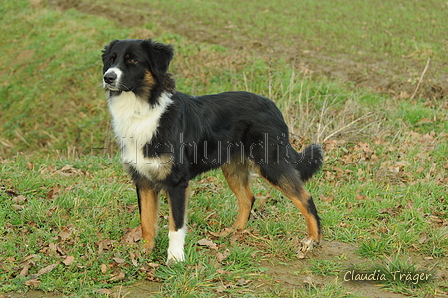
[167,249,185,265]
[166,227,187,265]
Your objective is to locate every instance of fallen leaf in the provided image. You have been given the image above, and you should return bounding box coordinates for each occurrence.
[113,257,126,264]
[27,161,34,170]
[11,204,25,211]
[19,263,32,277]
[208,228,232,239]
[63,256,75,266]
[147,262,160,269]
[109,271,125,282]
[12,195,27,204]
[237,278,249,286]
[216,250,231,262]
[100,264,108,274]
[46,186,60,200]
[41,243,66,256]
[46,207,58,217]
[59,226,72,241]
[419,232,428,244]
[121,226,142,244]
[97,288,112,295]
[38,263,59,275]
[198,238,218,250]
[320,194,334,203]
[358,142,371,153]
[356,194,367,200]
[417,118,432,125]
[96,239,114,253]
[388,164,400,174]
[21,254,40,263]
[130,252,138,267]
[54,165,80,176]
[230,230,249,243]
[24,279,41,288]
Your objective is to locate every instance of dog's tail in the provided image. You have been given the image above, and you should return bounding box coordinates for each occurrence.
[292,144,323,182]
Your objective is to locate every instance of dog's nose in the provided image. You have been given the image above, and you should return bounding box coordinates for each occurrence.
[104,72,117,84]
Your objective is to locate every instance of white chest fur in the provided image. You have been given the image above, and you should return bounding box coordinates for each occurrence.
[108,91,173,180]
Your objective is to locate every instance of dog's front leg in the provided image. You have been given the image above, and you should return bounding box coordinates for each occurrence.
[137,184,160,253]
[166,183,190,265]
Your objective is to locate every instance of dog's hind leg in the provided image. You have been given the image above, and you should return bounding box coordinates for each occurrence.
[256,164,321,256]
[221,161,255,230]
[137,184,160,253]
[166,183,190,265]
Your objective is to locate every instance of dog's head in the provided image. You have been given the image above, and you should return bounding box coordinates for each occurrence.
[102,39,175,103]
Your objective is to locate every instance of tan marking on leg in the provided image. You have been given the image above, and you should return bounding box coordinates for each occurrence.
[222,163,254,230]
[139,186,160,253]
[257,172,321,243]
[288,189,320,242]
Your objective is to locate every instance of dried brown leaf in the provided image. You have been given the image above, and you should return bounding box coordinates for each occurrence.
[37,263,58,275]
[147,262,160,269]
[12,195,27,204]
[121,226,142,244]
[19,263,32,277]
[21,254,40,263]
[237,278,249,286]
[95,239,114,253]
[356,194,367,200]
[216,249,231,262]
[109,271,125,282]
[100,264,108,274]
[97,288,112,295]
[24,279,41,288]
[26,161,34,170]
[198,238,218,250]
[46,186,60,200]
[63,256,75,266]
[113,257,126,264]
[320,194,334,203]
[59,226,72,241]
[11,204,25,211]
[130,252,138,267]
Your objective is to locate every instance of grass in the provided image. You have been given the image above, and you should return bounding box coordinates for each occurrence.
[1,0,448,297]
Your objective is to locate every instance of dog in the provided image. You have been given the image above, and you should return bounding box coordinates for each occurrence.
[101,38,323,264]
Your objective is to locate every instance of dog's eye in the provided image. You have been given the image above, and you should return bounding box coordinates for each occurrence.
[110,54,116,63]
[129,58,138,64]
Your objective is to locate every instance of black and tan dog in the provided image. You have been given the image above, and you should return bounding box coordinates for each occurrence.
[102,39,323,264]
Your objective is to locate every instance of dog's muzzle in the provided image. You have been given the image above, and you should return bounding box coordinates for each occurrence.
[103,72,117,85]
[103,68,121,91]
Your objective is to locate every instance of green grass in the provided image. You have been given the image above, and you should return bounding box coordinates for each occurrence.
[1,0,447,297]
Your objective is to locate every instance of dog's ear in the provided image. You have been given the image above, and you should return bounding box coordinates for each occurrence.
[102,40,119,63]
[142,39,174,76]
